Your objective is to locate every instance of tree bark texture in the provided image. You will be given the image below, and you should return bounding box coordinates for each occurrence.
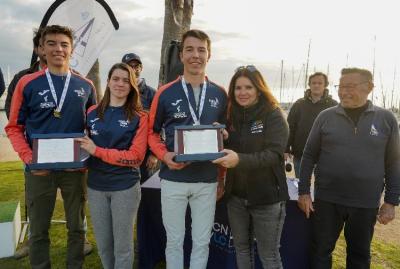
[86,59,102,102]
[158,0,193,86]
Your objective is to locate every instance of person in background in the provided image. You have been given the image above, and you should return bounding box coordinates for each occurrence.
[213,65,289,269]
[121,52,158,181]
[5,25,96,269]
[5,28,46,119]
[76,63,147,269]
[0,67,5,98]
[298,67,400,268]
[285,72,337,177]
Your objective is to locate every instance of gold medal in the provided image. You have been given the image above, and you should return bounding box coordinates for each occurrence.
[53,110,61,118]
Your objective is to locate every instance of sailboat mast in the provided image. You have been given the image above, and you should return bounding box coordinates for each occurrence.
[372,35,376,104]
[304,39,311,89]
[280,60,284,103]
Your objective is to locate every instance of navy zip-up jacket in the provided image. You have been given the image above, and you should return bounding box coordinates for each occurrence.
[86,105,148,191]
[148,76,227,183]
[299,102,400,208]
[5,69,96,164]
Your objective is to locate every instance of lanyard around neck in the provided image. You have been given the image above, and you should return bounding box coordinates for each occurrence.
[45,68,71,114]
[181,76,207,125]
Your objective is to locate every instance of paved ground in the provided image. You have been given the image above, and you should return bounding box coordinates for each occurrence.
[0,136,19,162]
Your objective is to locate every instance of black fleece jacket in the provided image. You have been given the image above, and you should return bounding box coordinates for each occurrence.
[224,99,290,205]
[286,89,338,159]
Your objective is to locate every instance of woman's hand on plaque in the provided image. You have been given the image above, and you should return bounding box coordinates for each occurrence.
[75,136,96,155]
[212,149,239,168]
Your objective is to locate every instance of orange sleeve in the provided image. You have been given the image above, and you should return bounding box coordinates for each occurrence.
[147,84,170,161]
[93,112,148,167]
[4,74,41,164]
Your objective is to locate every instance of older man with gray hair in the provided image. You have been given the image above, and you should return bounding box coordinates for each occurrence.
[298,67,400,268]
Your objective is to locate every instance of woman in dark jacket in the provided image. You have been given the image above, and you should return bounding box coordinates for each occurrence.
[213,65,289,269]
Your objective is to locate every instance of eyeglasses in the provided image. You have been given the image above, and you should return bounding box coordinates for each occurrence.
[334,81,369,91]
[235,65,258,73]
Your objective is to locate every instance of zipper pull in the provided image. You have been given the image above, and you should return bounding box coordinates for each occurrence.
[354,127,357,134]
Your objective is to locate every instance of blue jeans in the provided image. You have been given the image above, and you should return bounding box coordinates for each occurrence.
[227,196,286,269]
[161,180,217,269]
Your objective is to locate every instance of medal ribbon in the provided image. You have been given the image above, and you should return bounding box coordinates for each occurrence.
[45,68,71,115]
[181,76,207,125]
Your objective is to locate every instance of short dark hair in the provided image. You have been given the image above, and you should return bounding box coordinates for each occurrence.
[341,67,373,82]
[41,25,74,46]
[32,28,43,48]
[180,29,211,54]
[308,72,329,87]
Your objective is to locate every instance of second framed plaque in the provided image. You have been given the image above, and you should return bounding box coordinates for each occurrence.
[174,124,226,162]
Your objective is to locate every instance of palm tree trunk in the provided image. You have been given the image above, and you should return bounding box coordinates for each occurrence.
[158,0,193,87]
[86,59,102,102]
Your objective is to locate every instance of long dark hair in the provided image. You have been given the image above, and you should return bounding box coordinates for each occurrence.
[227,67,279,123]
[97,63,142,121]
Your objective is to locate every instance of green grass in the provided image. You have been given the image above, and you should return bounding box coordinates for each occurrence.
[0,161,101,269]
[333,234,400,269]
[0,161,399,268]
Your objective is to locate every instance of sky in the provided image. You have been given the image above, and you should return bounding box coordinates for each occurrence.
[1,0,400,106]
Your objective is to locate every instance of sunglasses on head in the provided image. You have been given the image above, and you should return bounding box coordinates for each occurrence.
[235,65,258,73]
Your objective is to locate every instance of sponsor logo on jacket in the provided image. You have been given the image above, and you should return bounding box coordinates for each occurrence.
[172,99,187,119]
[250,120,264,134]
[38,89,55,108]
[89,117,100,136]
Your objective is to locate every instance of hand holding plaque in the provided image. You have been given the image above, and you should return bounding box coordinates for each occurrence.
[174,124,226,162]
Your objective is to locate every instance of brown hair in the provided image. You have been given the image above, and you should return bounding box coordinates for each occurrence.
[97,63,142,121]
[341,67,373,82]
[308,72,329,87]
[41,25,74,46]
[227,66,279,122]
[180,29,211,55]
[33,28,43,48]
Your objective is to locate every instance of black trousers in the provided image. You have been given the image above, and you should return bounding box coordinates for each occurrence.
[311,199,378,269]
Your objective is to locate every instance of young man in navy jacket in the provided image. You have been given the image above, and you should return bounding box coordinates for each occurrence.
[5,25,96,268]
[148,29,227,269]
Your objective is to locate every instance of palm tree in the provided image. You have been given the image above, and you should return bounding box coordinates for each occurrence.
[86,59,101,102]
[158,0,193,86]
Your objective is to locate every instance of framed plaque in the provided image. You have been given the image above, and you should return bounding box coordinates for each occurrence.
[28,133,89,170]
[174,124,226,162]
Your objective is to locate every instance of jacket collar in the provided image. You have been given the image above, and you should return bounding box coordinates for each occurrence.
[304,88,331,103]
[335,100,375,116]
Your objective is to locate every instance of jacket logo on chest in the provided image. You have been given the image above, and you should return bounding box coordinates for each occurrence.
[209,97,219,108]
[74,87,86,98]
[250,120,264,134]
[38,89,55,109]
[89,118,100,136]
[171,99,187,119]
[118,120,129,128]
[370,124,379,136]
[38,89,50,96]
